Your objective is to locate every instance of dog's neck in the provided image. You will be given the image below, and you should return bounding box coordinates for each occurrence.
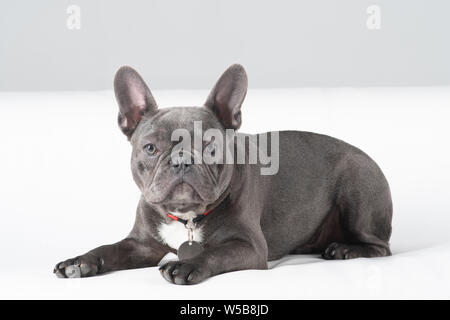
[168,210,198,220]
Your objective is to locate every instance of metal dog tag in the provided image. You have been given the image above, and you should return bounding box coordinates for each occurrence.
[177,221,203,260]
[178,241,204,260]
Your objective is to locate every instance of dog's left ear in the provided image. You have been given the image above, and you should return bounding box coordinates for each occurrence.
[204,64,248,130]
[114,66,157,139]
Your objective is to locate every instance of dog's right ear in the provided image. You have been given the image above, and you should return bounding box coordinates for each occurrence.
[114,66,157,139]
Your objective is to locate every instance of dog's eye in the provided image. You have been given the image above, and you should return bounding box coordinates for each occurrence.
[144,143,158,156]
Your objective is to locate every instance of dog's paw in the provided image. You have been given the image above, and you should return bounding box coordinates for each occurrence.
[159,261,210,285]
[322,242,391,259]
[322,242,355,260]
[53,254,103,278]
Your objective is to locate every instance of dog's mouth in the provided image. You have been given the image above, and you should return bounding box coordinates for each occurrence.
[163,202,203,213]
[160,182,205,213]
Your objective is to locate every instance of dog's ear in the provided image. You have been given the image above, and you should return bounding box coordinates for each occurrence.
[114,66,157,138]
[204,64,248,130]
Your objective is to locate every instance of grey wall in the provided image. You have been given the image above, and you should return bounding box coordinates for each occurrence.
[1,0,449,90]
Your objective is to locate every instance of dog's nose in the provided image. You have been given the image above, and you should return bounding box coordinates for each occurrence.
[169,156,192,174]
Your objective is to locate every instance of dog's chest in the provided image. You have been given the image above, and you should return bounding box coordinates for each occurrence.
[157,221,204,250]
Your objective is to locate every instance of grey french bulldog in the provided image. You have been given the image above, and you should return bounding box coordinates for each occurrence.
[54,64,392,284]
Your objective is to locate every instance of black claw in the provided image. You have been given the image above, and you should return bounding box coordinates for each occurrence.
[168,263,178,275]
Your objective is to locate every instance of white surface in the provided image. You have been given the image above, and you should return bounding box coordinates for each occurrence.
[0,87,449,299]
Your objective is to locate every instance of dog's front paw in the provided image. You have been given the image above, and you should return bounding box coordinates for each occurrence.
[159,261,210,285]
[54,254,103,278]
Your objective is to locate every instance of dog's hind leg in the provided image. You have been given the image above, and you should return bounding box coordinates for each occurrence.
[322,154,393,260]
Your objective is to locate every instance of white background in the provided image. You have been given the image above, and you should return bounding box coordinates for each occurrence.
[1,0,450,300]
[1,87,449,299]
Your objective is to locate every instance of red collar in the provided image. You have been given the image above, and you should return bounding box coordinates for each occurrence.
[167,209,213,226]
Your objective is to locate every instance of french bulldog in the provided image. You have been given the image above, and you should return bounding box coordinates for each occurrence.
[54,64,392,284]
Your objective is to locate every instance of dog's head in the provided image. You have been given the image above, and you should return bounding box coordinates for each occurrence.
[114,64,247,215]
